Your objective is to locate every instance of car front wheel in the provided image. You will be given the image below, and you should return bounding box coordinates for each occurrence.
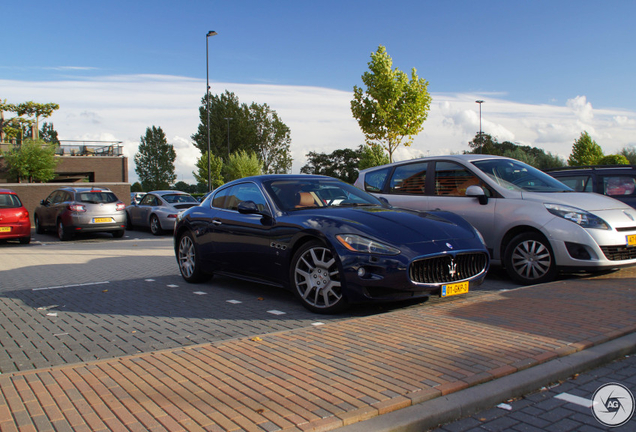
[504,232,557,285]
[177,231,212,283]
[35,215,45,234]
[290,241,348,314]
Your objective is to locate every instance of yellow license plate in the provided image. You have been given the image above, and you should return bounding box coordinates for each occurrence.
[93,218,113,223]
[0,226,11,232]
[628,234,636,247]
[441,281,469,297]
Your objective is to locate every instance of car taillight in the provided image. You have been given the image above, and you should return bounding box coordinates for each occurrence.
[167,214,178,219]
[68,204,86,212]
[116,203,126,211]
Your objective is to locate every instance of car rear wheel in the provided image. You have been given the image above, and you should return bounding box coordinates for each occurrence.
[34,215,45,234]
[177,231,212,283]
[57,219,72,241]
[19,236,31,244]
[290,241,348,314]
[504,232,557,285]
[150,215,162,235]
[112,230,125,238]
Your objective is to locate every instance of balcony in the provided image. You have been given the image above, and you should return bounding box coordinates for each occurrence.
[0,140,124,157]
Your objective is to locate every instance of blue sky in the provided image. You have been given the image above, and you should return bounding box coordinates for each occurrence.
[2,1,636,183]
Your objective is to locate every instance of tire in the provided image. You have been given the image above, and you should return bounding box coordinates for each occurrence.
[35,215,45,234]
[57,219,72,241]
[126,213,134,230]
[112,230,125,238]
[504,232,557,285]
[177,231,212,283]
[150,215,162,235]
[290,241,348,314]
[19,236,31,245]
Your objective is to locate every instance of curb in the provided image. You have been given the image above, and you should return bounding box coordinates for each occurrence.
[337,332,636,432]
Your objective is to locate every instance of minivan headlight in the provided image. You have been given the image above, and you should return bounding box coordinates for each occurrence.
[336,234,400,255]
[544,204,610,230]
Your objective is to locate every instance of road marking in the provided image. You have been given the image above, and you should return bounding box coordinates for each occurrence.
[227,300,242,304]
[167,284,179,288]
[267,310,286,315]
[555,392,593,408]
[193,291,207,295]
[32,281,110,291]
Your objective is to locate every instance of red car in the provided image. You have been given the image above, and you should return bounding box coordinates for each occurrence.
[0,189,31,244]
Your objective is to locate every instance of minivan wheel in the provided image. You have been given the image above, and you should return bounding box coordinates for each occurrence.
[57,219,72,241]
[290,241,348,314]
[504,232,557,285]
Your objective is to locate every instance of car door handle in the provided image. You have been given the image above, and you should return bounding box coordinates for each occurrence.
[212,220,222,226]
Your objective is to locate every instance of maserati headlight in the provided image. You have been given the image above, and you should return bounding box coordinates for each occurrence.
[545,203,610,230]
[336,234,400,255]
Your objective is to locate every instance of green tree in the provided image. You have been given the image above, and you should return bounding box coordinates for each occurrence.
[131,182,144,192]
[248,102,293,174]
[568,131,603,166]
[597,154,630,165]
[358,144,390,171]
[40,122,60,144]
[619,147,636,165]
[466,133,566,170]
[223,150,262,182]
[193,151,224,189]
[2,139,58,182]
[301,147,362,183]
[351,45,432,163]
[134,126,177,191]
[1,100,59,141]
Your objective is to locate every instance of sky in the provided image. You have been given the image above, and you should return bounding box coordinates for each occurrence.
[2,0,636,185]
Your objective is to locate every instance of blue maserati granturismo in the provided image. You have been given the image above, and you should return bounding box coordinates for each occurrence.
[174,175,489,314]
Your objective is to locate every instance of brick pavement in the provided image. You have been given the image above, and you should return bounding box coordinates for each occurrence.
[1,271,634,431]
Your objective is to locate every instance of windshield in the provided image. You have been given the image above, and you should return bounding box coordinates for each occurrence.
[265,179,384,211]
[472,159,572,193]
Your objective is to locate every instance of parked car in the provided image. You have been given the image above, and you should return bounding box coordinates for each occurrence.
[354,155,636,285]
[130,192,146,205]
[173,175,489,314]
[34,187,126,241]
[126,190,199,235]
[545,165,636,209]
[0,189,31,244]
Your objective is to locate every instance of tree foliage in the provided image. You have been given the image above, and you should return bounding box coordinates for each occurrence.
[466,133,566,170]
[193,151,225,190]
[1,100,59,141]
[351,45,431,163]
[134,126,177,191]
[191,90,292,172]
[359,144,390,171]
[223,150,263,182]
[619,147,636,165]
[568,131,603,166]
[301,147,362,183]
[597,154,630,165]
[2,139,58,182]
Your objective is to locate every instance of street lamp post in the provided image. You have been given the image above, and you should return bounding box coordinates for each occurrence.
[206,30,217,192]
[224,117,233,156]
[475,100,484,154]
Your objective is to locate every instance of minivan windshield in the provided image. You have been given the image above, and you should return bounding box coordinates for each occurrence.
[472,159,572,193]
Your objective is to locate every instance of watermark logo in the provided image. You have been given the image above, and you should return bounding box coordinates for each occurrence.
[592,383,634,427]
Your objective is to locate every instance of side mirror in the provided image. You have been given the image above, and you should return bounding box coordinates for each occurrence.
[466,185,488,205]
[237,200,261,215]
[40,199,48,206]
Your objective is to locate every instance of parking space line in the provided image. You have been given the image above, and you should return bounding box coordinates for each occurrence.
[32,281,110,291]
[555,392,593,408]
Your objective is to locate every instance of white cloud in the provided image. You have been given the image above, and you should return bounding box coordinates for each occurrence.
[2,75,636,184]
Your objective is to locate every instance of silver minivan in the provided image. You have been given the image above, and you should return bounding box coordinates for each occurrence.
[354,154,636,284]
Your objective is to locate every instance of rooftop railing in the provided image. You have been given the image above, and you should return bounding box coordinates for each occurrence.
[0,140,124,157]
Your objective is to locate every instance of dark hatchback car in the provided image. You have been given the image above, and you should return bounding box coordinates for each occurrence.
[174,175,489,314]
[545,165,636,209]
[34,187,127,241]
[0,189,31,244]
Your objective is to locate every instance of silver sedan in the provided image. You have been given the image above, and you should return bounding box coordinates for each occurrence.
[126,190,199,235]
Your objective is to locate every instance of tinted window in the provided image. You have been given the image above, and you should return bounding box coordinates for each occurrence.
[225,183,268,212]
[211,187,231,209]
[77,192,118,203]
[364,167,391,192]
[434,162,480,196]
[390,162,427,194]
[0,194,21,208]
[163,194,198,204]
[553,175,593,192]
[603,176,636,196]
[140,194,159,206]
[266,179,382,211]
